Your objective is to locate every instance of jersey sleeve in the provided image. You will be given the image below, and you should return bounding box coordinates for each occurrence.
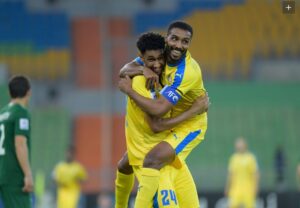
[160,63,202,105]
[77,163,87,180]
[14,109,30,138]
[132,76,152,99]
[134,57,144,66]
[250,154,259,173]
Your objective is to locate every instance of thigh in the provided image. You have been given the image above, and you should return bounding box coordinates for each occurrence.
[133,166,179,208]
[155,166,179,208]
[165,125,207,164]
[0,186,31,208]
[174,164,199,208]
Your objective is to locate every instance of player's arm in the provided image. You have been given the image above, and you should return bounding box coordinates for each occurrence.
[119,60,144,78]
[119,76,172,117]
[253,157,260,195]
[225,171,232,196]
[225,157,234,196]
[147,94,209,133]
[15,135,33,192]
[119,59,159,89]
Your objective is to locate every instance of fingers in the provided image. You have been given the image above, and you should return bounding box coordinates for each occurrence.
[146,78,152,90]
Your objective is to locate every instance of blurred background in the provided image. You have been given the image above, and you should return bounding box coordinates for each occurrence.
[0,0,300,207]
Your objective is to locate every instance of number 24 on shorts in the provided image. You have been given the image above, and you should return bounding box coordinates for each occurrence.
[161,189,177,206]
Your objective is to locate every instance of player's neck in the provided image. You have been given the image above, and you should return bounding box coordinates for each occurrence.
[10,98,27,108]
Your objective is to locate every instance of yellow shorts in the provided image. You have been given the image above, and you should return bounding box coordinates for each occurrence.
[57,189,80,208]
[133,165,180,208]
[166,125,207,167]
[229,194,255,208]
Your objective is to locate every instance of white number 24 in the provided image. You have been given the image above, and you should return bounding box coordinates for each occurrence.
[0,124,5,156]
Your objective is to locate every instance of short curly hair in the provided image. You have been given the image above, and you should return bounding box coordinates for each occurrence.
[136,32,165,55]
[167,21,193,37]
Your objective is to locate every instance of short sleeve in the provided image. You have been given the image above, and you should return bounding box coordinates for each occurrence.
[160,61,202,105]
[14,109,30,138]
[132,76,152,99]
[134,57,144,66]
[250,154,259,173]
[77,163,87,180]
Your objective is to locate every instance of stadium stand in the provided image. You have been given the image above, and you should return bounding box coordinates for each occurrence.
[134,0,300,79]
[188,83,300,190]
[0,1,71,79]
[31,108,71,181]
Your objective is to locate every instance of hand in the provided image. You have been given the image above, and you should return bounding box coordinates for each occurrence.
[143,67,159,90]
[118,76,133,94]
[23,174,34,192]
[190,92,210,115]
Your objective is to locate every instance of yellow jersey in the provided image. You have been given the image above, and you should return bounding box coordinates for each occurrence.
[160,51,207,129]
[54,161,87,208]
[228,152,258,195]
[125,75,170,166]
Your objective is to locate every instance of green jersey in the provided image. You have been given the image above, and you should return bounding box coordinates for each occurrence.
[0,103,31,186]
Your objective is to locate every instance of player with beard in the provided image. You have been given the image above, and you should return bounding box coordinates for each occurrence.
[118,21,208,208]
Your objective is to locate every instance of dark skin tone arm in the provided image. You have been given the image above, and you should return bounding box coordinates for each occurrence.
[119,61,144,78]
[147,94,209,133]
[119,76,173,117]
[117,94,209,174]
[119,61,159,90]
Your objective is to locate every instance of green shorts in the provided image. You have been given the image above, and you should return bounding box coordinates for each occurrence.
[0,185,32,208]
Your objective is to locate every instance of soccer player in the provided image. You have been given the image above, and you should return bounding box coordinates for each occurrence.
[53,146,87,208]
[0,76,33,208]
[115,31,209,208]
[118,21,207,208]
[225,137,260,208]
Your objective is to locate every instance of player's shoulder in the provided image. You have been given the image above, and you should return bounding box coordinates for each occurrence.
[10,103,29,116]
[132,75,147,88]
[54,161,66,170]
[247,152,257,160]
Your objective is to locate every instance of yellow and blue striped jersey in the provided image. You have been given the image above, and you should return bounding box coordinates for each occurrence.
[160,51,207,128]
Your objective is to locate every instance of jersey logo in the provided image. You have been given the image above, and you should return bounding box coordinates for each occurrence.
[166,90,179,103]
[175,73,182,79]
[19,118,29,130]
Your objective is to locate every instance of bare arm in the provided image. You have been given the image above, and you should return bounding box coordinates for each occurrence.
[147,95,209,133]
[119,61,144,78]
[225,172,232,196]
[119,60,159,89]
[119,76,173,117]
[15,135,33,192]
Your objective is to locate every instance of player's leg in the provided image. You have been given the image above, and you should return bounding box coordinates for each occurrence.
[115,152,135,208]
[155,166,179,208]
[134,141,175,208]
[244,194,256,208]
[174,163,200,208]
[0,185,32,208]
[135,126,206,208]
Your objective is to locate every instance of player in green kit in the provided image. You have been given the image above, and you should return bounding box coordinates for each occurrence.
[0,76,33,208]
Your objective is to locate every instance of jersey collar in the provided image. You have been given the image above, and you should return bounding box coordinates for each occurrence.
[167,51,190,67]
